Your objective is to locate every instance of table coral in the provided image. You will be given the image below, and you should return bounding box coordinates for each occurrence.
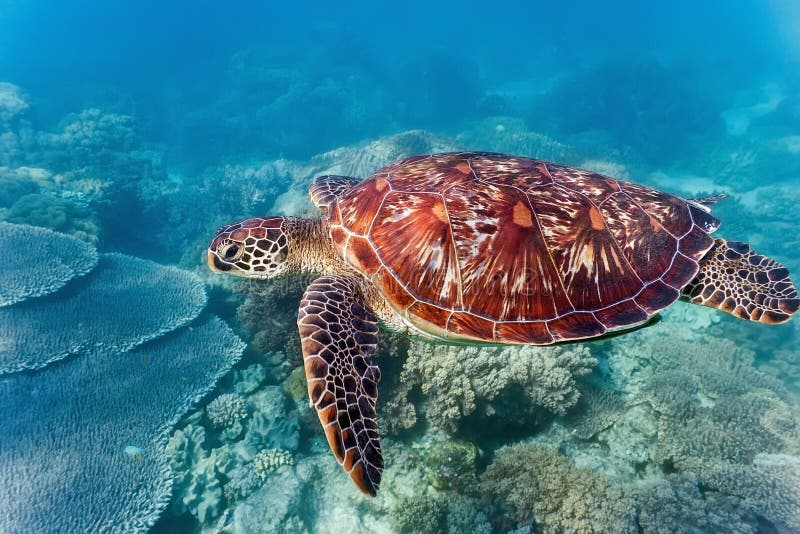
[0,253,206,374]
[0,316,244,533]
[0,221,98,308]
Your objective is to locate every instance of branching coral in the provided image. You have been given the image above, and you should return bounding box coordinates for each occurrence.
[0,221,98,307]
[634,333,797,469]
[564,383,629,440]
[611,326,800,529]
[689,454,800,531]
[0,253,206,374]
[252,448,294,480]
[0,316,244,533]
[30,108,164,202]
[223,467,263,502]
[635,474,756,533]
[206,393,249,429]
[389,494,447,533]
[480,442,637,533]
[401,341,597,433]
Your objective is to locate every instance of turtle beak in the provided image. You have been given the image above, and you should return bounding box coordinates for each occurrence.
[207,250,231,272]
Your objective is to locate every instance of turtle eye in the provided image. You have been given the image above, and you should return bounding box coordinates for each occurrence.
[219,241,243,261]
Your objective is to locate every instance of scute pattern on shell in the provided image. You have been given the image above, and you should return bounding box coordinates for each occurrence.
[330,152,718,344]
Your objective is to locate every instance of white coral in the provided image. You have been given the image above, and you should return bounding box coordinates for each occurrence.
[252,448,293,481]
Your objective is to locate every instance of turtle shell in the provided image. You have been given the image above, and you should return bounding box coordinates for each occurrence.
[328,152,719,344]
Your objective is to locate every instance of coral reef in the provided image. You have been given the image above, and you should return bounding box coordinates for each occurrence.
[223,468,263,502]
[480,442,637,533]
[163,382,301,528]
[312,129,458,180]
[690,453,800,531]
[0,166,40,206]
[3,193,101,244]
[389,494,446,533]
[0,316,244,533]
[635,474,755,533]
[401,341,597,433]
[457,117,580,163]
[0,222,98,307]
[0,253,206,374]
[252,448,294,480]
[421,436,479,491]
[564,383,629,440]
[206,393,249,430]
[166,424,224,524]
[0,82,28,124]
[230,463,308,533]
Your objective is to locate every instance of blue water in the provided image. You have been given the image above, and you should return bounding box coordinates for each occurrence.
[1,1,799,532]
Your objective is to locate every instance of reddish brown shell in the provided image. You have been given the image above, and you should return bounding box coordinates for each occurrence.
[329,152,719,344]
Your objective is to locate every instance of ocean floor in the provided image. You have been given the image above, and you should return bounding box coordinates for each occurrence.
[0,75,799,533]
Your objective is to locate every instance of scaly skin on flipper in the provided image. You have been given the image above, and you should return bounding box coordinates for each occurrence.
[309,175,361,214]
[682,239,800,323]
[297,275,384,496]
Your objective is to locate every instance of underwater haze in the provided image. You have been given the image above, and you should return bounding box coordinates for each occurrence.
[1,0,800,532]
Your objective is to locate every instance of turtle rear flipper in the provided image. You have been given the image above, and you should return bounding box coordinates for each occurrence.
[297,275,384,496]
[682,239,799,323]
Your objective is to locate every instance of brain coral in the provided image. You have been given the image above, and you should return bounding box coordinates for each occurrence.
[0,221,98,307]
[0,316,245,533]
[0,252,206,374]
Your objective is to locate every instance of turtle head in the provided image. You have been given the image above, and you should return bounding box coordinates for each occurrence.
[207,217,290,279]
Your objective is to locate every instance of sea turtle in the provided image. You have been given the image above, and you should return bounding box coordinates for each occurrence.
[207,152,798,495]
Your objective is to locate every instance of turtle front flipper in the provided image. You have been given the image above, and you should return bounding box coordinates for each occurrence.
[682,238,799,323]
[308,175,360,213]
[297,275,383,495]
